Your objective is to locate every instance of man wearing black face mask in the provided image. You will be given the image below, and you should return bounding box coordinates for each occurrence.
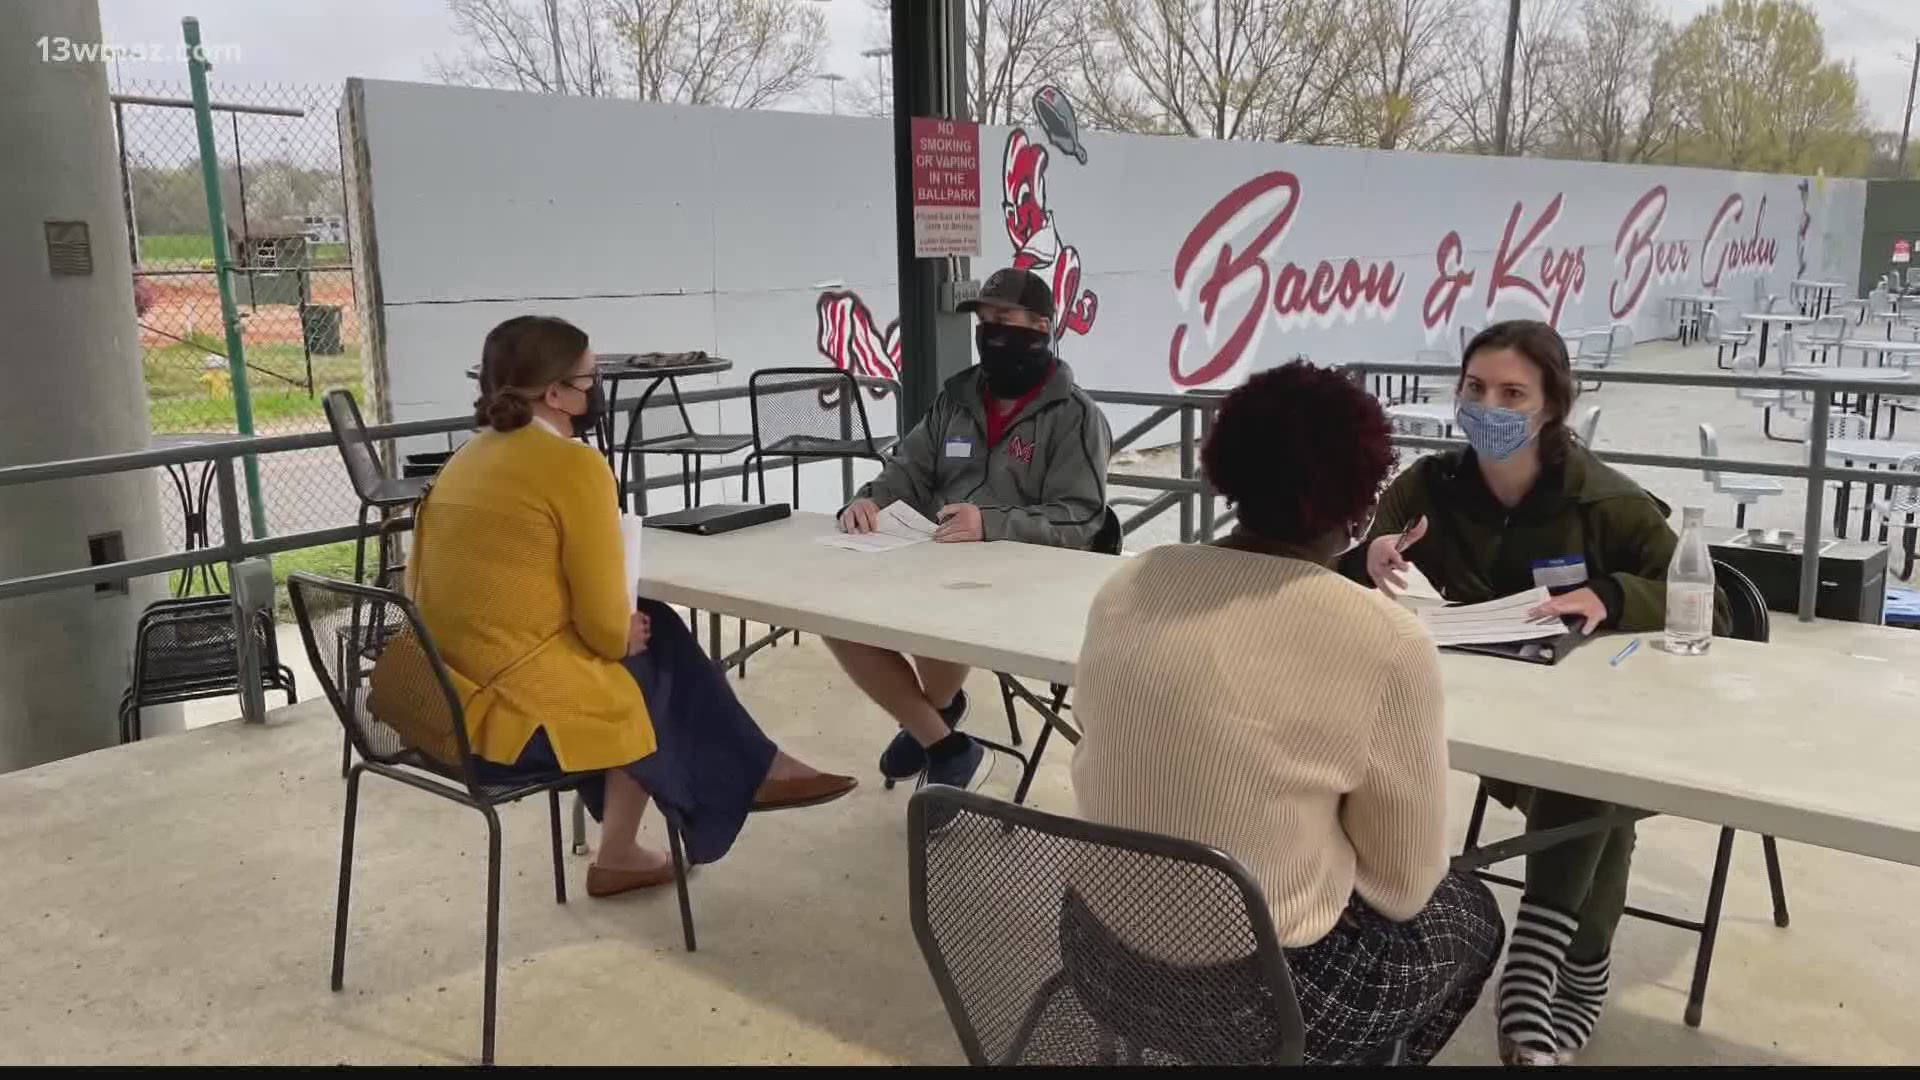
[827,267,1113,793]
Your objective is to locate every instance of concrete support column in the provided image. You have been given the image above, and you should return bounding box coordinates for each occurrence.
[0,0,171,770]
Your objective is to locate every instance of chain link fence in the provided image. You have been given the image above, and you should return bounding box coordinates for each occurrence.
[114,78,364,594]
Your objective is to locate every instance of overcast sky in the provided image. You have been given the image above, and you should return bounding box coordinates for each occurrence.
[95,0,1919,132]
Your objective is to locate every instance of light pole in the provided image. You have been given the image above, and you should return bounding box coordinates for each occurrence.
[1898,40,1918,177]
[1493,0,1521,155]
[862,47,893,115]
[816,72,846,116]
[863,45,893,102]
[544,0,567,93]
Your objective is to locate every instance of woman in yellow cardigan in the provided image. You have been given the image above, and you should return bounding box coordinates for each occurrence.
[408,315,854,898]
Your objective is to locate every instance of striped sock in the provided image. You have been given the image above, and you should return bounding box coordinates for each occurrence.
[1552,953,1611,1053]
[1499,899,1578,1056]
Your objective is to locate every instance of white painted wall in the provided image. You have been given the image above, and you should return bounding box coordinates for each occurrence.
[348,78,1868,506]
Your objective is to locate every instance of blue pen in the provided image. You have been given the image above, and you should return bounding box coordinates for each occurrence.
[1609,638,1641,667]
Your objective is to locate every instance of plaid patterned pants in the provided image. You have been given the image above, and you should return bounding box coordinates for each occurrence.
[1286,870,1505,1065]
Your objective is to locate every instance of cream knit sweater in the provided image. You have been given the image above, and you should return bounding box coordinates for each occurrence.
[1070,543,1449,947]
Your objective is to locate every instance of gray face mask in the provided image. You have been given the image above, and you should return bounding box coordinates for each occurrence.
[1454,400,1539,462]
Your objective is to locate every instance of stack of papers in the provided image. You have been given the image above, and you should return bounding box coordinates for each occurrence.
[620,513,644,611]
[817,502,939,553]
[1392,562,1445,606]
[1416,587,1563,646]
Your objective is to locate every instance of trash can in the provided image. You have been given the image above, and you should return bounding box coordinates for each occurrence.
[302,304,344,355]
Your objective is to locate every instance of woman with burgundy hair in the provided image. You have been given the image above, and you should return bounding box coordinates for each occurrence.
[1068,360,1502,1065]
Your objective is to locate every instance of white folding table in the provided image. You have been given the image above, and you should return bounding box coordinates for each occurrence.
[636,512,1920,1029]
[639,512,1920,861]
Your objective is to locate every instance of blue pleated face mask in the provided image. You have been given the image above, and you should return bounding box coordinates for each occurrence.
[1454,400,1538,462]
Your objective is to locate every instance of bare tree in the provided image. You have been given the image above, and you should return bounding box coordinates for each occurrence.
[967,0,1081,124]
[1546,0,1675,162]
[433,0,618,96]
[846,0,1078,123]
[612,0,827,109]
[1435,0,1573,154]
[1337,0,1468,149]
[1073,0,1362,143]
[434,0,826,109]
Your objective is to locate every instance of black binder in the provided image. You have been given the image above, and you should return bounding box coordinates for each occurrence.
[642,503,790,536]
[1442,620,1588,666]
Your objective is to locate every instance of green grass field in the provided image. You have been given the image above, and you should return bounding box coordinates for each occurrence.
[146,339,363,433]
[140,233,349,267]
[170,539,359,622]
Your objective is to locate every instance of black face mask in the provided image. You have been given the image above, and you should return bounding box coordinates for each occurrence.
[976,323,1053,398]
[568,378,605,440]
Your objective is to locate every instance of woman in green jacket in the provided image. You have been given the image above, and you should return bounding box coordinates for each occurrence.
[1342,319,1695,1066]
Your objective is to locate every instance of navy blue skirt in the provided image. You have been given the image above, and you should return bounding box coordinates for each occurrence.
[471,599,777,865]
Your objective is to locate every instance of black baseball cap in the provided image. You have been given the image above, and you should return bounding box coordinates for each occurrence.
[958,267,1055,322]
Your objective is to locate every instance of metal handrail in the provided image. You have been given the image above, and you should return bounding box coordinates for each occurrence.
[1349,360,1917,618]
[0,365,1910,684]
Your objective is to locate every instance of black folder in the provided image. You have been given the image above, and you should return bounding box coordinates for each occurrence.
[1442,621,1588,666]
[642,503,790,536]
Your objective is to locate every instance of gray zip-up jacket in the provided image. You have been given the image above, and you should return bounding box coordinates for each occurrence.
[857,360,1112,549]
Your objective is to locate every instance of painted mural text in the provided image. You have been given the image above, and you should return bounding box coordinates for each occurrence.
[1169,175,1785,387]
[1701,194,1777,290]
[1169,171,1403,387]
[1609,186,1691,320]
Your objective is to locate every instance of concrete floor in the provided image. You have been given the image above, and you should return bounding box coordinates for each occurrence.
[16,335,1919,1065]
[9,631,1920,1066]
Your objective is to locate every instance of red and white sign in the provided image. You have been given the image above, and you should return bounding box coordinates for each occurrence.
[911,117,981,258]
[1895,239,1911,265]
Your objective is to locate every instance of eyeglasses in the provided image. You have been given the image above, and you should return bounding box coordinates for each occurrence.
[557,374,600,393]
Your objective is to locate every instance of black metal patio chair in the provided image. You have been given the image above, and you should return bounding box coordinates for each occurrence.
[289,573,699,1065]
[1457,559,1788,1029]
[118,595,296,743]
[323,389,431,587]
[908,786,1306,1066]
[742,367,897,506]
[618,377,753,514]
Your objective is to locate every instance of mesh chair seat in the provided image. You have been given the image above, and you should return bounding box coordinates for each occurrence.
[121,596,297,742]
[634,432,754,456]
[909,787,1305,1067]
[762,433,899,458]
[472,773,578,804]
[363,473,431,508]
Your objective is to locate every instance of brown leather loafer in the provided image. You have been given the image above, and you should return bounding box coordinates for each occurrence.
[585,861,677,898]
[752,772,858,812]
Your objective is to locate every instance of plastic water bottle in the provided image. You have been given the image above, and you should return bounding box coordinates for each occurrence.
[1665,506,1715,655]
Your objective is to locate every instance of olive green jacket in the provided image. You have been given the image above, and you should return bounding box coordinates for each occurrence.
[1338,444,1721,634]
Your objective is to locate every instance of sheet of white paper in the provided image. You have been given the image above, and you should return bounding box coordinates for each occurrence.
[819,530,927,553]
[620,513,644,611]
[1393,561,1445,606]
[816,501,939,553]
[1416,587,1564,646]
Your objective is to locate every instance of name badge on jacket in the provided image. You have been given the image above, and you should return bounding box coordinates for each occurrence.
[944,437,973,459]
[1532,555,1589,595]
